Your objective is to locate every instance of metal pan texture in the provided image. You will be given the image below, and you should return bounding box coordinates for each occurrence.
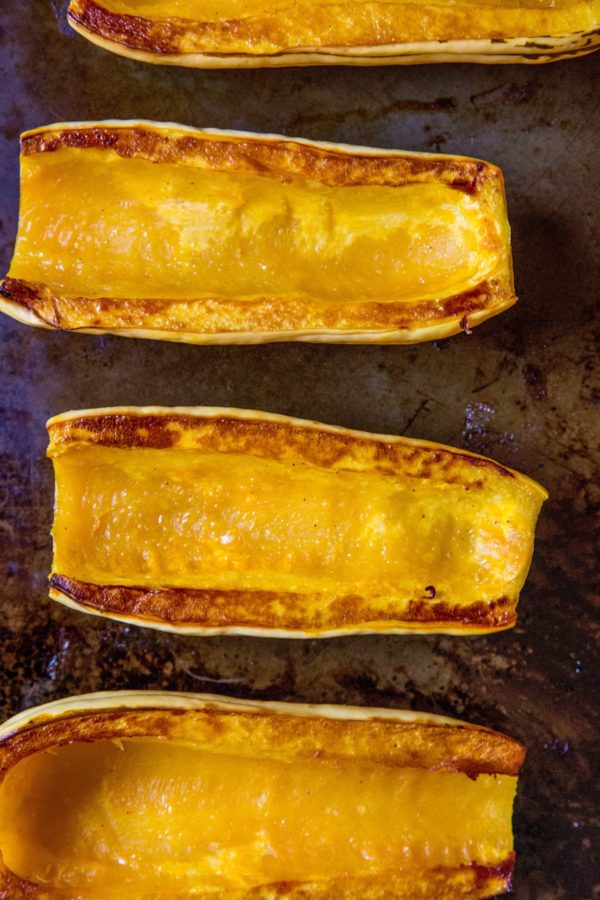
[0,2,598,897]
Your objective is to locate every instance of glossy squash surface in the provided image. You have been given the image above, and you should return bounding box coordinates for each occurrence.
[0,693,525,898]
[66,0,600,66]
[47,407,547,636]
[1,122,514,345]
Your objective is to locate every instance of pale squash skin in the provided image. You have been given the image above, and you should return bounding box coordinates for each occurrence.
[66,0,600,66]
[0,692,525,898]
[0,122,515,346]
[46,407,547,637]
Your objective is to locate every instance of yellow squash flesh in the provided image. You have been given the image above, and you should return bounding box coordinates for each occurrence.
[1,122,514,345]
[66,0,600,66]
[0,693,525,898]
[47,407,547,636]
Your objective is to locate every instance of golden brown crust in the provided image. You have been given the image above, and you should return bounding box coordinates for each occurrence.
[20,125,494,193]
[67,0,600,61]
[248,858,516,899]
[0,276,511,338]
[69,0,178,56]
[0,857,515,898]
[0,865,40,900]
[46,408,546,636]
[0,695,522,897]
[2,123,514,343]
[0,704,525,782]
[49,574,517,633]
[46,410,515,482]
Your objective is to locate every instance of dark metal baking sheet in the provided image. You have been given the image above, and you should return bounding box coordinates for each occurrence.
[1,2,598,896]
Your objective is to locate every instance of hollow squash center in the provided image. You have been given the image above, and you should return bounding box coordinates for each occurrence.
[0,738,515,894]
[11,148,498,303]
[52,446,540,609]
[103,0,581,18]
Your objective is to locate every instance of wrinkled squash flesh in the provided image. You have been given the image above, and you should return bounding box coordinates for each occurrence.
[0,693,525,898]
[10,154,494,303]
[54,446,536,604]
[66,0,600,66]
[1,122,514,344]
[47,407,547,636]
[0,739,515,895]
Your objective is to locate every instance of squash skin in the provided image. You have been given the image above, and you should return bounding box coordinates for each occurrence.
[0,692,525,898]
[47,406,547,637]
[0,121,515,346]
[66,0,600,66]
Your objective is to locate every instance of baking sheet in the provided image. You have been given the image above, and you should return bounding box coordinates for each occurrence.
[0,2,598,896]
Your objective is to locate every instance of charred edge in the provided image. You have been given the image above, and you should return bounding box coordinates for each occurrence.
[473,853,516,893]
[0,859,516,900]
[0,862,42,898]
[239,855,516,894]
[68,0,600,61]
[68,0,182,55]
[21,123,492,193]
[459,314,473,334]
[50,575,517,631]
[1,278,510,334]
[0,278,58,327]
[0,702,525,780]
[49,409,515,480]
[0,854,516,898]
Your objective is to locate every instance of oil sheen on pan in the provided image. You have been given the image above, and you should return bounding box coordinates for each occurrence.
[0,691,526,897]
[47,407,548,637]
[66,0,600,67]
[0,121,516,345]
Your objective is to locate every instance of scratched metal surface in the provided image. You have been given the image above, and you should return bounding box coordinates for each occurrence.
[0,2,598,896]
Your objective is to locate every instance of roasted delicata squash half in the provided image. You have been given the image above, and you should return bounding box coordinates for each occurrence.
[47,407,547,636]
[65,0,600,66]
[0,692,525,898]
[1,121,516,345]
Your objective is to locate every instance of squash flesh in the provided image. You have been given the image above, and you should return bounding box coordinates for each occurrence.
[67,0,600,60]
[76,0,599,40]
[10,149,496,304]
[2,124,516,342]
[52,444,540,613]
[0,737,515,894]
[106,0,583,12]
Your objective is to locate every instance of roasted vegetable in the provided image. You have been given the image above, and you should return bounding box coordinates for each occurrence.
[0,692,525,898]
[66,0,600,66]
[47,407,547,636]
[1,121,515,345]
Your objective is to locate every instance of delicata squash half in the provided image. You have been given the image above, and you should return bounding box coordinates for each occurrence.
[1,121,515,345]
[0,692,525,898]
[47,407,547,636]
[66,0,600,66]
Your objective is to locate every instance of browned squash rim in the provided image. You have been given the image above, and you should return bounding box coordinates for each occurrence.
[1,122,515,344]
[0,693,525,897]
[0,695,526,776]
[65,0,600,66]
[48,574,518,633]
[46,407,547,637]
